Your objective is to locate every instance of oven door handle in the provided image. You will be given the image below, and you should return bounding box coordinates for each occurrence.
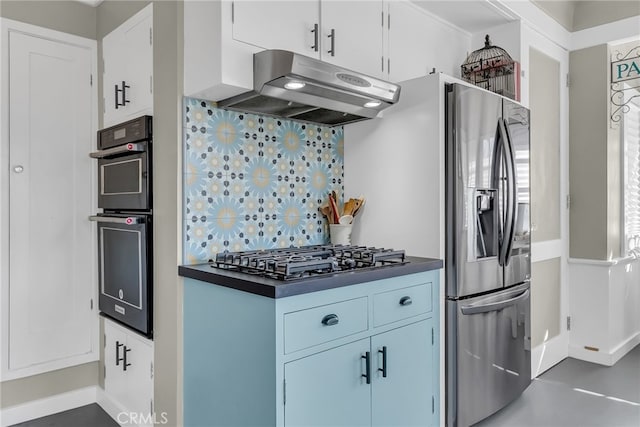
[89,215,143,225]
[89,143,145,159]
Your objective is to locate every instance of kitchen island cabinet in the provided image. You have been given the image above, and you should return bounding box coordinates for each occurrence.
[181,260,441,426]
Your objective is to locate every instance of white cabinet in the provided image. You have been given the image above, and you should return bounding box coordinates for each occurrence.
[321,1,384,78]
[386,0,470,82]
[104,319,154,426]
[102,4,153,128]
[184,0,385,101]
[232,0,384,77]
[232,0,319,57]
[2,26,97,380]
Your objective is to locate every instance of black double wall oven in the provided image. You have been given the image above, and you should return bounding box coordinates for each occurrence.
[90,116,153,338]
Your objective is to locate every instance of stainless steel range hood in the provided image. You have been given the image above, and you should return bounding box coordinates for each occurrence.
[217,50,401,126]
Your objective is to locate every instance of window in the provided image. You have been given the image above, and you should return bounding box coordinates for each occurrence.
[623,95,640,256]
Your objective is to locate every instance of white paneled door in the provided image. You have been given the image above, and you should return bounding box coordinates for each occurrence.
[524,29,570,377]
[8,32,95,370]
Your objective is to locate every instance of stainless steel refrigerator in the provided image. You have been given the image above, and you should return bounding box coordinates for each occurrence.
[445,83,531,427]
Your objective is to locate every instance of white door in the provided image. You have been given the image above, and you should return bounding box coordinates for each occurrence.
[321,0,383,78]
[104,321,128,408]
[8,32,95,369]
[522,30,570,376]
[124,334,154,426]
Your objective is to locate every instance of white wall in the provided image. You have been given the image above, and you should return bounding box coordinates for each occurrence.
[568,258,640,365]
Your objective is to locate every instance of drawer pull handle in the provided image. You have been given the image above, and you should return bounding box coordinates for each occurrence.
[399,296,413,306]
[378,346,387,378]
[361,352,371,384]
[321,314,339,326]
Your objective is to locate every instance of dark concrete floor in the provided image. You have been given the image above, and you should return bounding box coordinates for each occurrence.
[11,345,640,427]
[9,403,117,427]
[476,344,640,426]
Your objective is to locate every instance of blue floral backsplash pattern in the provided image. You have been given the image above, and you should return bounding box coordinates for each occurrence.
[183,98,344,264]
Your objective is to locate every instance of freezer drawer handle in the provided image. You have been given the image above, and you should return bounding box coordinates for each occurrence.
[321,314,339,326]
[89,215,142,225]
[399,296,412,306]
[460,289,529,315]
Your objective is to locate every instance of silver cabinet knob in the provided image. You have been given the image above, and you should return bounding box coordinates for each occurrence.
[13,165,24,173]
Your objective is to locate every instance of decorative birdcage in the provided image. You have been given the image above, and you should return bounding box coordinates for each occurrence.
[461,35,516,99]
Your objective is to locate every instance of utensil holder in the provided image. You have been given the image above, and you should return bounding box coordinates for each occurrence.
[329,224,352,245]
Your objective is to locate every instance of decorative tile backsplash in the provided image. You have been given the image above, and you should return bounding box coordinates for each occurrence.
[183,98,344,264]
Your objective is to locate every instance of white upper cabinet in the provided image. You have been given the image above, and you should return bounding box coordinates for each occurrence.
[232,1,320,57]
[103,4,153,127]
[386,1,470,82]
[184,0,386,101]
[232,0,383,77]
[321,1,384,78]
[231,0,384,77]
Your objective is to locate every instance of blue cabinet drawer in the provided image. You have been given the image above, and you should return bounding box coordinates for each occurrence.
[373,283,432,327]
[284,297,368,354]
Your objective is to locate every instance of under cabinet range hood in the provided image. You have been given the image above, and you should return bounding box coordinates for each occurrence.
[217,50,401,126]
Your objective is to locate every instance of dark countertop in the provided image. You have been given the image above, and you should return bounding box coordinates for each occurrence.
[178,256,443,298]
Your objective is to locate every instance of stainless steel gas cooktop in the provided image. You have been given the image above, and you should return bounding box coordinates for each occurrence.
[213,245,407,281]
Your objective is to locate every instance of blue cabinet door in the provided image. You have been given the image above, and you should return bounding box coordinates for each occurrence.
[371,319,435,427]
[285,338,372,426]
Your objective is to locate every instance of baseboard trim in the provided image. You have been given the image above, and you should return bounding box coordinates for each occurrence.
[96,387,125,427]
[532,334,569,377]
[0,386,97,427]
[569,333,640,366]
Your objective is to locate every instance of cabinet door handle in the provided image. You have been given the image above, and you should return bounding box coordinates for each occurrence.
[327,28,335,56]
[121,81,130,106]
[311,23,319,52]
[378,346,387,378]
[115,81,131,109]
[115,341,124,366]
[361,352,371,384]
[114,84,120,109]
[321,314,339,326]
[399,296,413,306]
[123,346,132,371]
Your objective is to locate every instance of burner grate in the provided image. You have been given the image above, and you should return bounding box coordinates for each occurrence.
[213,245,406,280]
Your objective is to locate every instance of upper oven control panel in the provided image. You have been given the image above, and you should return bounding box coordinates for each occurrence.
[98,115,152,150]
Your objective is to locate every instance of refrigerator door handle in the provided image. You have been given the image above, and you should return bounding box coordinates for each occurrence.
[491,120,505,266]
[460,288,529,315]
[498,118,517,267]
